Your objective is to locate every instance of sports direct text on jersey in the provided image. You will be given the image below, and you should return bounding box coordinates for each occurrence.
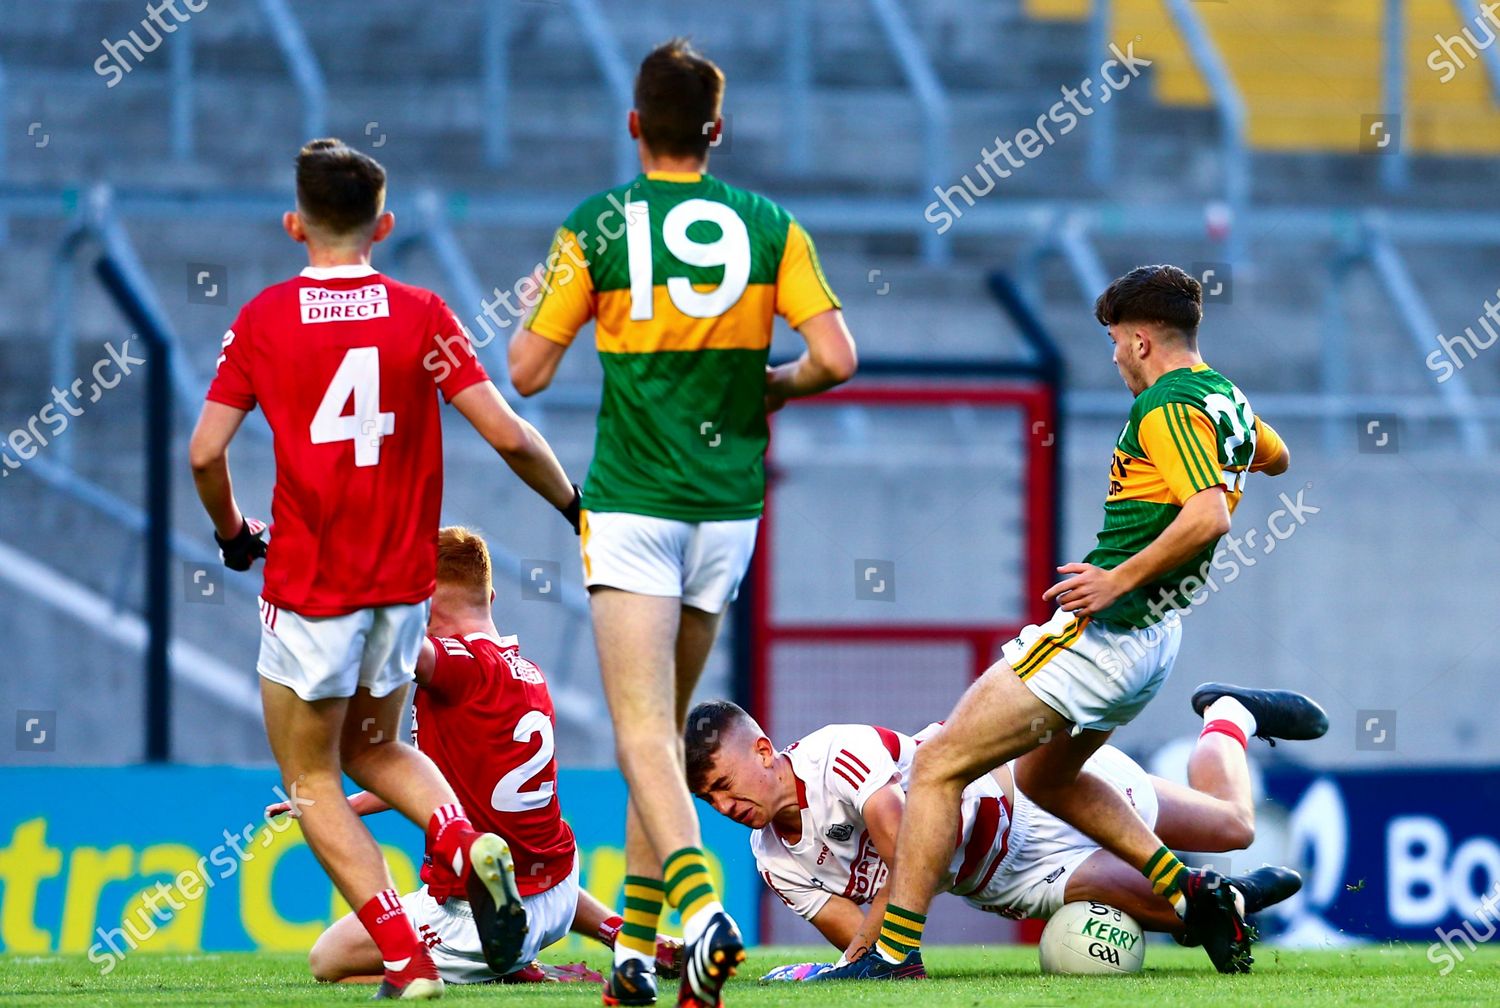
[299,282,391,324]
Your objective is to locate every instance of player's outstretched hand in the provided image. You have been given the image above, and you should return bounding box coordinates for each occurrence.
[560,484,582,535]
[215,518,268,571]
[760,962,833,982]
[1043,562,1125,616]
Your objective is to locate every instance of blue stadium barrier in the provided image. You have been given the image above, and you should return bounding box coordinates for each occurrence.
[1260,766,1500,947]
[0,767,758,960]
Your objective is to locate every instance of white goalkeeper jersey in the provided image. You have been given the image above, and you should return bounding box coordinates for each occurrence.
[750,723,1014,922]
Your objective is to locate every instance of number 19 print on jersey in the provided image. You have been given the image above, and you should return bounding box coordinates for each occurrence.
[525,172,841,522]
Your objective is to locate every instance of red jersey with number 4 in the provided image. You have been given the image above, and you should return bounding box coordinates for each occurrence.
[205,264,488,616]
[413,632,576,899]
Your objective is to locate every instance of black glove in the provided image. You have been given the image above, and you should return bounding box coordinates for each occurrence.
[215,518,268,571]
[560,484,582,535]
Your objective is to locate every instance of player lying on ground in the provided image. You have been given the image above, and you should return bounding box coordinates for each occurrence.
[189,141,581,1000]
[508,37,857,1008]
[263,528,683,985]
[685,690,1322,972]
[843,266,1298,980]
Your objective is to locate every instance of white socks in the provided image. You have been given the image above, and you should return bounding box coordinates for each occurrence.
[681,900,725,946]
[614,941,653,969]
[1204,695,1257,739]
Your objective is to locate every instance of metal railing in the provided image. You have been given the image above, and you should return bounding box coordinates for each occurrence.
[865,0,951,265]
[257,0,327,142]
[482,0,511,167]
[783,0,814,175]
[1085,0,1115,189]
[567,0,636,183]
[1366,228,1486,453]
[1382,0,1409,191]
[1015,209,1111,308]
[1454,0,1500,103]
[1003,200,1491,454]
[66,187,206,426]
[8,182,1499,451]
[169,17,194,161]
[0,53,8,244]
[14,185,609,748]
[3,178,1499,766]
[388,188,541,424]
[1165,0,1248,263]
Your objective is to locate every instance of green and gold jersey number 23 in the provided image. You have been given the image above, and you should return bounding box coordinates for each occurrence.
[625,199,750,320]
[1204,385,1257,492]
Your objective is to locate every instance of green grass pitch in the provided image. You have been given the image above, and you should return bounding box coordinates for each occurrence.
[2,945,1497,1006]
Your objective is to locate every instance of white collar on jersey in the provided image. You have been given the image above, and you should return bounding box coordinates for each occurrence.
[299,264,380,280]
[463,632,519,649]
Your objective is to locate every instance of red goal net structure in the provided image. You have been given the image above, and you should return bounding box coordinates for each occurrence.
[731,275,1066,946]
[745,380,1061,747]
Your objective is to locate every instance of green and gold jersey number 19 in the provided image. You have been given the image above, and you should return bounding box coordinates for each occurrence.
[1202,385,1258,492]
[625,199,750,320]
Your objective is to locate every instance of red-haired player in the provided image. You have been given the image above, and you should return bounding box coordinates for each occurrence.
[268,528,684,988]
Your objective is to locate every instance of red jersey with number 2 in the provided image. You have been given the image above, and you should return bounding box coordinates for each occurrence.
[414,632,576,899]
[205,265,488,616]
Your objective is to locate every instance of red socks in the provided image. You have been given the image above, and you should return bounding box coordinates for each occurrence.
[1200,696,1255,750]
[598,914,625,947]
[426,803,479,880]
[357,890,422,968]
[1201,719,1248,749]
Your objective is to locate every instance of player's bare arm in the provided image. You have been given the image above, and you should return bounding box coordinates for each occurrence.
[264,789,391,820]
[413,637,437,686]
[507,328,568,397]
[766,308,858,412]
[840,781,904,961]
[1044,486,1230,617]
[450,381,577,512]
[806,896,866,951]
[342,791,394,816]
[187,401,251,538]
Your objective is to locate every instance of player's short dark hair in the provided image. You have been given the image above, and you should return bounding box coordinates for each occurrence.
[684,700,752,794]
[633,38,725,160]
[295,138,387,238]
[1094,264,1203,339]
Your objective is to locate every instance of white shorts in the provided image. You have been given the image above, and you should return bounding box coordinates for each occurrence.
[1004,608,1181,735]
[966,745,1158,920]
[404,863,581,983]
[256,598,429,702]
[579,510,759,614]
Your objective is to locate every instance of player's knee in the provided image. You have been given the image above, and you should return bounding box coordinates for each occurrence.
[910,737,968,791]
[277,765,343,800]
[614,730,676,778]
[340,728,404,771]
[307,937,344,983]
[1223,811,1255,850]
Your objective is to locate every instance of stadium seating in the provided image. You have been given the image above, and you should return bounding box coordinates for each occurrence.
[1026,0,1500,153]
[3,1,1499,768]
